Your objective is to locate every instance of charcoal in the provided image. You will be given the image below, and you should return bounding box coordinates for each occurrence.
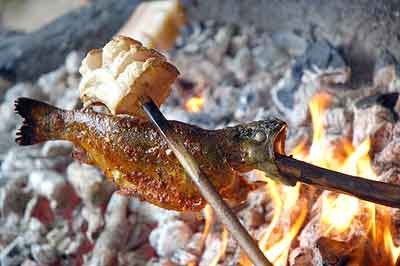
[271,40,350,126]
[374,49,400,89]
[0,0,142,81]
[355,92,399,121]
[271,31,308,56]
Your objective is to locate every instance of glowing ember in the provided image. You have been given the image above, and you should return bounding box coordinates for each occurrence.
[257,91,399,265]
[185,95,204,112]
[212,91,400,265]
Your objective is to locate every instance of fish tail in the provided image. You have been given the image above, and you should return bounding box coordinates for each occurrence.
[14,97,65,145]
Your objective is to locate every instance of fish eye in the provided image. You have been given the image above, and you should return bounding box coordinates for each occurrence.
[253,131,266,142]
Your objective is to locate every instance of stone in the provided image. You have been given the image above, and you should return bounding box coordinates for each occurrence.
[149,219,193,257]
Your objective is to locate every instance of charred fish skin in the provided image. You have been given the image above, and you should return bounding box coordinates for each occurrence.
[14,97,288,211]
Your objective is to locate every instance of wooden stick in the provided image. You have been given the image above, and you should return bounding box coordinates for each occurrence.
[275,154,400,208]
[140,95,274,266]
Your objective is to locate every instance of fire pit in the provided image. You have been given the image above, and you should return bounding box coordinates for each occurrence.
[1,1,400,266]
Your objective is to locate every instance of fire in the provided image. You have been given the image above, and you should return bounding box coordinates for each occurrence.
[185,95,204,112]
[254,91,400,265]
[210,91,400,265]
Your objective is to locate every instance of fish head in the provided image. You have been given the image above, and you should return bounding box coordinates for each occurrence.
[224,118,295,185]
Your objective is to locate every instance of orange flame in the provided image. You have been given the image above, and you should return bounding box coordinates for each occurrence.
[216,91,400,265]
[185,95,204,112]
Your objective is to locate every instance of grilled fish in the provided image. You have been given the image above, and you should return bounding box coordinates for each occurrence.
[14,97,287,211]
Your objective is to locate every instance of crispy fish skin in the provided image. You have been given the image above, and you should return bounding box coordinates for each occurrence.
[14,97,287,211]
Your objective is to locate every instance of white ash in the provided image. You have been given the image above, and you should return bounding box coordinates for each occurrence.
[41,140,73,157]
[1,19,400,266]
[28,170,71,209]
[67,162,113,208]
[85,193,132,266]
[65,51,84,75]
[149,219,193,257]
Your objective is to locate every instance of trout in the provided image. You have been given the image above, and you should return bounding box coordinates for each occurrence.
[14,97,287,211]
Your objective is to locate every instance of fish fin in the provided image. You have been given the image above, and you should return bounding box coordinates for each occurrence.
[14,97,58,145]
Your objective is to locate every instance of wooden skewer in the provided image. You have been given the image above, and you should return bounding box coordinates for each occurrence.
[139,95,274,266]
[276,154,400,208]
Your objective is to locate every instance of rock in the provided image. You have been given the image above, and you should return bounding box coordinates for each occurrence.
[31,244,57,265]
[41,140,73,157]
[65,51,83,75]
[149,220,193,257]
